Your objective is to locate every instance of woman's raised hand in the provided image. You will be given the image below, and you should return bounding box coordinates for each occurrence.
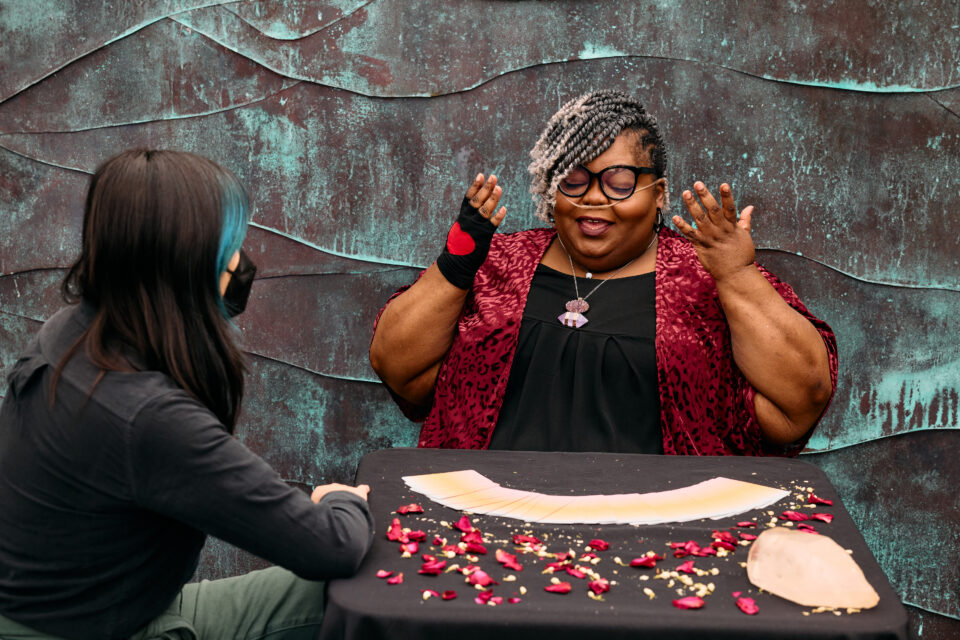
[673,182,756,282]
[466,173,507,227]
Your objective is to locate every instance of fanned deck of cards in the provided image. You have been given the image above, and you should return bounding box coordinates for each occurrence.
[402,469,790,524]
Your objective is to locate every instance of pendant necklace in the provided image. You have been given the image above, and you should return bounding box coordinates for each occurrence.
[556,233,657,329]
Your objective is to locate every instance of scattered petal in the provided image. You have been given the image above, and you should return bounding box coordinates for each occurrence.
[588,539,610,551]
[433,535,446,546]
[711,540,737,551]
[512,534,542,546]
[407,530,427,542]
[811,513,834,524]
[629,555,662,568]
[418,559,447,575]
[396,503,424,514]
[544,582,572,594]
[508,597,522,604]
[736,521,757,528]
[464,541,488,555]
[401,541,419,554]
[588,578,610,595]
[421,589,440,600]
[736,597,760,615]
[712,530,739,545]
[808,494,833,506]
[565,566,587,579]
[454,515,473,532]
[376,570,394,579]
[781,511,809,522]
[441,590,458,600]
[677,560,696,574]
[467,569,498,587]
[672,596,705,609]
[731,591,742,598]
[495,549,523,571]
[739,533,758,541]
[387,572,404,585]
[386,518,404,541]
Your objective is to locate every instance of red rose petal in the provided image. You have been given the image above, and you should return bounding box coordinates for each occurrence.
[677,560,696,574]
[495,549,523,571]
[467,569,497,587]
[441,544,465,556]
[672,596,705,609]
[454,515,473,532]
[386,518,404,541]
[490,596,503,605]
[442,590,458,600]
[712,530,738,545]
[396,503,424,514]
[565,567,587,579]
[433,535,446,546]
[739,533,758,541]
[588,578,610,595]
[736,521,757,528]
[512,534,542,546]
[797,523,816,531]
[460,529,483,544]
[421,589,440,598]
[407,530,427,542]
[386,572,403,585]
[731,591,742,597]
[808,493,834,506]
[376,570,394,578]
[629,555,662,568]
[474,590,494,605]
[464,542,488,554]
[401,541,419,554]
[508,597,521,604]
[588,539,610,551]
[711,540,737,551]
[418,559,447,575]
[780,510,809,522]
[736,597,759,615]
[544,582,572,594]
[811,512,834,524]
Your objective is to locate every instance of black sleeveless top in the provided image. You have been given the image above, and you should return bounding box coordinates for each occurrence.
[488,264,662,453]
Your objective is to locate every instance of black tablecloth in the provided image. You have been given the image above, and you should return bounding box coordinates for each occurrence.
[319,449,908,640]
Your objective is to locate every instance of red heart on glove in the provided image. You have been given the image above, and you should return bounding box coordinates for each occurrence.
[445,222,475,256]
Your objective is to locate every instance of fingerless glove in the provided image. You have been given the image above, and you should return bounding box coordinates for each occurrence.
[436,198,497,289]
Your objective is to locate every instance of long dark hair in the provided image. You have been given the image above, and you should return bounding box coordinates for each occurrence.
[57,149,250,432]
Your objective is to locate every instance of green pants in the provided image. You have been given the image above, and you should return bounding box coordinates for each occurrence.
[0,567,325,640]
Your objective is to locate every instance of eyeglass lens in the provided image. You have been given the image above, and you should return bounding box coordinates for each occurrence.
[559,166,642,200]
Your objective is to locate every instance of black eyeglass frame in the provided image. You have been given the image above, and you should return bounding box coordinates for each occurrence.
[557,164,659,201]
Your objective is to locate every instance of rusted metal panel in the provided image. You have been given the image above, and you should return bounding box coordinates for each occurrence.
[2,2,958,635]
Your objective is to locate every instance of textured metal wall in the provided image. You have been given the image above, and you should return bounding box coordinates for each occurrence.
[1,1,957,636]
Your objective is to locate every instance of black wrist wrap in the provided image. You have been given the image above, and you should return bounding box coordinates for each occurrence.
[436,198,497,290]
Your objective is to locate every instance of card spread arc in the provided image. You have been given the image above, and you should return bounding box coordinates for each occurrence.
[401,470,790,524]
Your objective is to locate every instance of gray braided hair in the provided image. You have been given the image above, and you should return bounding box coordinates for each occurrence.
[528,90,668,222]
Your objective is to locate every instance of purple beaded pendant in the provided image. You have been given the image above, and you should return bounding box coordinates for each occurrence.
[559,298,589,328]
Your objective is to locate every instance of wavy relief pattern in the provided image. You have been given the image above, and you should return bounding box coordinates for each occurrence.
[3,58,959,288]
[172,0,960,96]
[0,0,230,102]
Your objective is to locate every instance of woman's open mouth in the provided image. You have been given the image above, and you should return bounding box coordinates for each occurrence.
[576,217,612,237]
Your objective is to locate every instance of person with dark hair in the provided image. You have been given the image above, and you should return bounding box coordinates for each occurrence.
[370,90,838,456]
[0,149,374,640]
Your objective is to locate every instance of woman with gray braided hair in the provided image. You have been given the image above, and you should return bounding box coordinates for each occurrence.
[370,90,837,456]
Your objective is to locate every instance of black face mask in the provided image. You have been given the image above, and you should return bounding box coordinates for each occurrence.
[223,249,257,317]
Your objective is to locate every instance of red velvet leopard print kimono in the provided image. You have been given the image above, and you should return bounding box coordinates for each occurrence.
[376,227,838,456]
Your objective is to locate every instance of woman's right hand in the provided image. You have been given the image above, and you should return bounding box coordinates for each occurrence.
[466,173,507,227]
[311,483,370,503]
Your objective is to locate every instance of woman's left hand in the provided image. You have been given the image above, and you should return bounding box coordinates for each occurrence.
[673,182,756,282]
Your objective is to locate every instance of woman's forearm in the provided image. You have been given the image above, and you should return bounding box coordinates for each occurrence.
[715,265,833,444]
[369,263,468,406]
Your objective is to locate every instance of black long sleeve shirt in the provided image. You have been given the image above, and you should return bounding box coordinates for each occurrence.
[0,302,375,640]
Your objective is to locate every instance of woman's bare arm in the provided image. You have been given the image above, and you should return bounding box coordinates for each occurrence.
[369,174,506,406]
[673,182,833,445]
